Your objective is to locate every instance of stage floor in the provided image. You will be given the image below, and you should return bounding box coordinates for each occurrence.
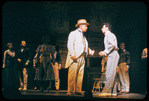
[17,89,147,100]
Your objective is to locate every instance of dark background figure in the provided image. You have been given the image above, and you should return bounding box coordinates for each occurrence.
[52,45,62,91]
[83,60,94,98]
[118,42,131,94]
[34,35,55,92]
[2,42,21,98]
[16,40,32,90]
[140,48,147,94]
[33,56,40,90]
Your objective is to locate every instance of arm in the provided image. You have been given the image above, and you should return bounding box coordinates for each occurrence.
[25,48,32,65]
[101,57,105,72]
[57,52,62,70]
[142,48,148,59]
[51,46,55,65]
[104,34,117,55]
[17,49,22,62]
[3,50,7,68]
[126,51,131,68]
[67,32,76,58]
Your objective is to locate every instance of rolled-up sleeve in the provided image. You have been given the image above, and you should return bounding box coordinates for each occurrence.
[104,33,117,54]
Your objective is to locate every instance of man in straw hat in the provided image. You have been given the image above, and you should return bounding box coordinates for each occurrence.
[65,19,95,95]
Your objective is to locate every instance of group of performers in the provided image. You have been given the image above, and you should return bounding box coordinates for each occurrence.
[2,19,147,97]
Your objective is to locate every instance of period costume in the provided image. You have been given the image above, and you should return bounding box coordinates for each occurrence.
[34,43,55,92]
[52,50,61,90]
[100,30,119,95]
[2,49,16,89]
[140,48,147,93]
[17,46,31,90]
[118,49,131,92]
[2,45,20,97]
[65,28,93,94]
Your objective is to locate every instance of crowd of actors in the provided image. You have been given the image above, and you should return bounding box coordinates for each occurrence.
[2,36,62,94]
[2,19,147,97]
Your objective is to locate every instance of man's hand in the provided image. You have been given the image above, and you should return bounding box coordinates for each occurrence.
[25,62,28,66]
[2,64,5,68]
[90,50,95,56]
[17,58,21,62]
[101,68,104,72]
[71,55,77,62]
[99,51,106,56]
[125,67,128,72]
[116,68,119,73]
[58,65,61,70]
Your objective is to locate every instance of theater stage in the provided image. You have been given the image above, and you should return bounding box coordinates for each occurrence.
[11,89,146,100]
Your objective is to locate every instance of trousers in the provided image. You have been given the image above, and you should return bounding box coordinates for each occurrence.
[118,62,130,91]
[53,62,60,89]
[67,56,85,93]
[104,50,119,94]
[19,68,28,89]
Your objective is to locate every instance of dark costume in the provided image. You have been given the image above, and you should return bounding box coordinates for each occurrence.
[34,43,55,92]
[2,48,20,98]
[16,46,31,89]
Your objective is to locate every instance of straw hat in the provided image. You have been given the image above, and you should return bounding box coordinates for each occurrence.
[75,19,89,27]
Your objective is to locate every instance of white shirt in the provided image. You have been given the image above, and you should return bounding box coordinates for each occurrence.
[103,30,118,55]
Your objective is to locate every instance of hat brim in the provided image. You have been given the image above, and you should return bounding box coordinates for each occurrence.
[75,23,89,27]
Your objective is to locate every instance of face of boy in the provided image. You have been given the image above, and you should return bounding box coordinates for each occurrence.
[21,41,26,47]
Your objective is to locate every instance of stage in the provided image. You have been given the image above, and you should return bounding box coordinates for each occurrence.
[3,89,146,100]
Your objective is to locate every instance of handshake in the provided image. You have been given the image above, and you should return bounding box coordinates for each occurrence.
[98,51,106,56]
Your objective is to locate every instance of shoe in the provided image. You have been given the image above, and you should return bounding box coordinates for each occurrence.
[34,87,37,90]
[125,91,129,94]
[23,88,27,90]
[18,87,23,90]
[66,92,71,96]
[112,93,117,97]
[75,92,84,95]
[98,93,112,97]
[38,87,44,92]
[56,87,59,91]
[120,90,125,93]
[84,92,93,98]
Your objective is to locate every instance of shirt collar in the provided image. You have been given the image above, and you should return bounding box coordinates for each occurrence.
[77,28,82,33]
[104,30,111,36]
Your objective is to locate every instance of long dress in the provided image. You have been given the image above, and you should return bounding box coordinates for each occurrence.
[34,44,55,81]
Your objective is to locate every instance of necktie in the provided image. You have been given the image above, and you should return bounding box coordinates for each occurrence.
[82,35,86,53]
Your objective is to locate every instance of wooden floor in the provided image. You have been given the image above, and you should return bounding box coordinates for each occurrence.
[16,89,147,100]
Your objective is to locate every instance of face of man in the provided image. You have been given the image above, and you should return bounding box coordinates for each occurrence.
[21,41,26,47]
[120,43,125,50]
[80,24,88,33]
[101,25,108,34]
[8,43,13,49]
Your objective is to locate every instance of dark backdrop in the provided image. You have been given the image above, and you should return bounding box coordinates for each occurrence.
[2,1,147,93]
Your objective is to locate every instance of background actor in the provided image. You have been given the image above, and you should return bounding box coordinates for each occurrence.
[118,42,131,94]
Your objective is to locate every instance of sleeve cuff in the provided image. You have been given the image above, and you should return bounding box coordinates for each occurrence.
[126,65,129,68]
[27,60,30,63]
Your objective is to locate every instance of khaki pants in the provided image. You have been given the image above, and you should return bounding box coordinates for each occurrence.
[118,62,130,92]
[19,68,28,89]
[53,62,60,89]
[67,56,85,93]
